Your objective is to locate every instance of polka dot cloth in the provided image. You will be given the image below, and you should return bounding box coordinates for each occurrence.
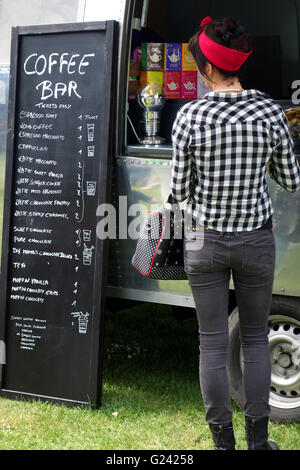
[132,209,187,280]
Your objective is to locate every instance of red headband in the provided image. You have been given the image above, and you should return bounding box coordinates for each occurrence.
[198,16,252,72]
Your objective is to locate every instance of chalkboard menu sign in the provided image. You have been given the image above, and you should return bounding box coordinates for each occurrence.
[0,22,118,406]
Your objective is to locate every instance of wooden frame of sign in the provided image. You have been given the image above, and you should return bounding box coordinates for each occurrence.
[0,21,118,407]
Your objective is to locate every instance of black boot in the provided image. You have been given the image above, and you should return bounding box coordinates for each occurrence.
[209,423,236,450]
[245,417,279,450]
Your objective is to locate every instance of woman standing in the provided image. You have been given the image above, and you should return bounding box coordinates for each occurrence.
[171,17,300,450]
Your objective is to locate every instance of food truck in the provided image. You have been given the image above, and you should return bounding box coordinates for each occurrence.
[0,0,299,421]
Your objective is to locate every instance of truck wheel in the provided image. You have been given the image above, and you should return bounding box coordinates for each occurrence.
[228,296,300,422]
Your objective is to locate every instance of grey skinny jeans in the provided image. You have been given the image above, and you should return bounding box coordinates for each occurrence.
[184,226,275,425]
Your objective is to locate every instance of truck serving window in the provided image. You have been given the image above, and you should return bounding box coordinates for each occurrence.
[127,0,300,150]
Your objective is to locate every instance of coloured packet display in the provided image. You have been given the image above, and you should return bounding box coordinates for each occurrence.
[138,42,210,99]
[140,71,164,94]
[181,43,198,71]
[181,71,197,99]
[164,71,181,99]
[164,43,181,71]
[141,43,164,71]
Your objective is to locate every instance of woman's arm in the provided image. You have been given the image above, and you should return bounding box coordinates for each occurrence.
[170,109,194,202]
[269,112,300,193]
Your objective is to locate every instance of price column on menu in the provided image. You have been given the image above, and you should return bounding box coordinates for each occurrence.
[0,24,115,405]
[72,113,100,336]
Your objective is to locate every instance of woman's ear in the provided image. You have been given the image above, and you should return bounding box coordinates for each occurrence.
[206,63,213,80]
[201,63,213,88]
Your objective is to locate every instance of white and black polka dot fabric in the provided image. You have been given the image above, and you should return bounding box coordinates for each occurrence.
[131,208,187,280]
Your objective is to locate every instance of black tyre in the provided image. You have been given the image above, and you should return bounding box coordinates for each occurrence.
[228,296,300,422]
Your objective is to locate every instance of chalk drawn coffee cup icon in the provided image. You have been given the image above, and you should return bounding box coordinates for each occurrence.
[87,145,95,157]
[78,313,89,334]
[71,311,89,334]
[82,229,91,242]
[87,123,95,142]
[86,181,97,196]
[83,243,94,265]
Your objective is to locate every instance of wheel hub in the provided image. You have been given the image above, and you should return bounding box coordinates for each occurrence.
[277,352,292,368]
[268,317,300,405]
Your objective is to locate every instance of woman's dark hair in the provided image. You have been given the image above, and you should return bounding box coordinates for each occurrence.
[188,18,252,80]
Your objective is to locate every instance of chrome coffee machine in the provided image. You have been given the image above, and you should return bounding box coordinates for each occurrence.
[137,84,166,145]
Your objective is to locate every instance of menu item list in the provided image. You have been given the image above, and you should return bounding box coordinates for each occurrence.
[0,23,116,405]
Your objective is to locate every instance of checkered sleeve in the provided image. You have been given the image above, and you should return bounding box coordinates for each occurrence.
[269,112,300,193]
[170,109,194,202]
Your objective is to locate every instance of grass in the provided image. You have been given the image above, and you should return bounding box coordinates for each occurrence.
[0,303,299,450]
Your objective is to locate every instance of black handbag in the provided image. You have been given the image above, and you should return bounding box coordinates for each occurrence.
[131,194,187,280]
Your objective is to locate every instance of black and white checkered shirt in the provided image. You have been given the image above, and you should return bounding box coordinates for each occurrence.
[171,89,300,232]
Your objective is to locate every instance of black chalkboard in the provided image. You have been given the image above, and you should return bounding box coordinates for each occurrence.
[0,21,118,406]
